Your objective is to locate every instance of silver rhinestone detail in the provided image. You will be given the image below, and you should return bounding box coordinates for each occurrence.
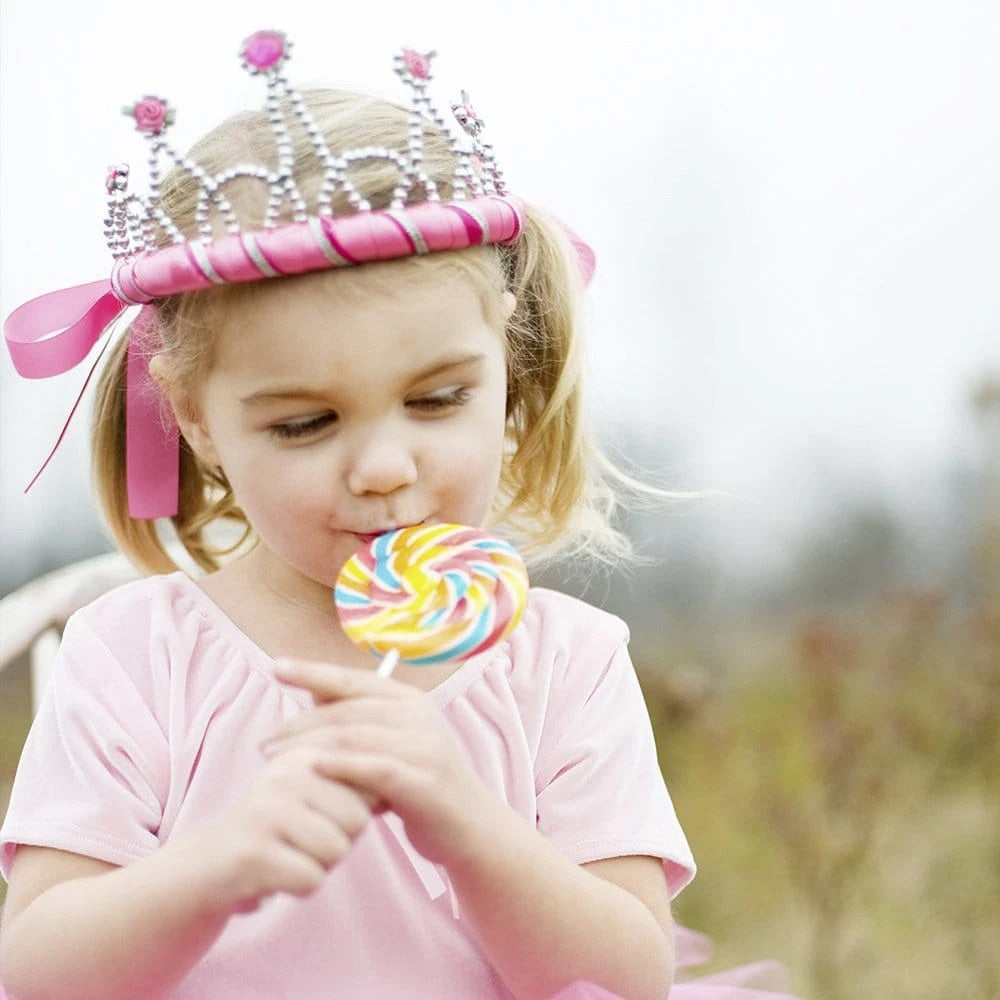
[104,37,511,262]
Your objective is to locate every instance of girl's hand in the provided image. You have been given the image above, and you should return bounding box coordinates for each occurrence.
[202,741,372,914]
[263,659,489,865]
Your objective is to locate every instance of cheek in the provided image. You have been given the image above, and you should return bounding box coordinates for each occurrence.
[211,431,323,513]
[429,407,506,492]
[241,447,329,501]
[229,462,337,548]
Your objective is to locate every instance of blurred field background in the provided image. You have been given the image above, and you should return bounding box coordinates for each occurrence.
[2,377,997,1000]
[643,377,998,999]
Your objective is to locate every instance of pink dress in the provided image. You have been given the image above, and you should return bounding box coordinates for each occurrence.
[0,574,800,999]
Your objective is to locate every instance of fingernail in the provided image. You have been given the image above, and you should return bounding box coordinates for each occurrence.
[273,658,295,678]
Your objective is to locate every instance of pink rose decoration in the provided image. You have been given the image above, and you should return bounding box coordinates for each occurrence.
[131,97,170,134]
[242,30,287,71]
[402,48,432,80]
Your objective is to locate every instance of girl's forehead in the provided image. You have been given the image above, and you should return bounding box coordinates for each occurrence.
[233,267,444,328]
[207,259,506,382]
[214,253,506,341]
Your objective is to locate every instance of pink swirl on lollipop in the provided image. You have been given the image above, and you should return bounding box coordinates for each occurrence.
[334,523,529,671]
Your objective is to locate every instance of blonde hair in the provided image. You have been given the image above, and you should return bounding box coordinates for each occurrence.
[93,89,637,574]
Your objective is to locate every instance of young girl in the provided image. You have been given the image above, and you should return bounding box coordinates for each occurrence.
[0,31,800,1000]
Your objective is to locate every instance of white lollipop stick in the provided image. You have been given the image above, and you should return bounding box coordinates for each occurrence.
[376,647,400,678]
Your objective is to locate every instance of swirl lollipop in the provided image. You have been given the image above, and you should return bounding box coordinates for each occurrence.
[334,523,529,676]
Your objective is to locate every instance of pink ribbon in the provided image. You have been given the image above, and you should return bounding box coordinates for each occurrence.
[126,308,179,518]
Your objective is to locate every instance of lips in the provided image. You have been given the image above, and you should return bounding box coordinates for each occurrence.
[352,520,427,546]
[354,532,387,546]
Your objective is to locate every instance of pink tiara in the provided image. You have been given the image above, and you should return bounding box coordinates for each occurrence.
[103,29,522,305]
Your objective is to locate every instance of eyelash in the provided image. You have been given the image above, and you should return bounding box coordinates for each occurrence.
[269,413,337,439]
[409,387,471,412]
[268,388,471,439]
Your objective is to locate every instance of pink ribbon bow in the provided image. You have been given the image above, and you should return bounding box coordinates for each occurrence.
[4,280,179,518]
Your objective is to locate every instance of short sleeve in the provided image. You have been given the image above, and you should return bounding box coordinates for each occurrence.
[533,627,696,897]
[0,613,169,878]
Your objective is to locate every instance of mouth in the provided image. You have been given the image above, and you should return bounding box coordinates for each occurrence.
[353,531,388,546]
[352,520,428,547]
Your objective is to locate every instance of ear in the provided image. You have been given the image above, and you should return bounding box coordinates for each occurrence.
[147,355,222,469]
[501,290,517,319]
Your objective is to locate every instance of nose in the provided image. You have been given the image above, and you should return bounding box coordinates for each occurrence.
[344,423,418,497]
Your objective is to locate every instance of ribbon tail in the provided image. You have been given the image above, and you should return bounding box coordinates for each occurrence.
[126,307,179,519]
[380,812,460,918]
[23,333,117,495]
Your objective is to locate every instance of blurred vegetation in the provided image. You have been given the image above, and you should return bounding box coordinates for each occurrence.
[0,652,31,911]
[639,591,999,1000]
[636,375,1000,1000]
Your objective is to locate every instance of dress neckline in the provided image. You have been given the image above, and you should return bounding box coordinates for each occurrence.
[165,571,504,707]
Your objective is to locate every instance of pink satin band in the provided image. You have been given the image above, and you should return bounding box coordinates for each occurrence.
[109,195,526,304]
[3,194,595,520]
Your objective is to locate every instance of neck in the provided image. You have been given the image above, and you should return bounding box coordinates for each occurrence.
[204,546,365,666]
[247,546,338,616]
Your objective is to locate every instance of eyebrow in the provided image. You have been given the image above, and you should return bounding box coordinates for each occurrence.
[239,351,486,405]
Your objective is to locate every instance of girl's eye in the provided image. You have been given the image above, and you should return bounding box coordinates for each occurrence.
[409,387,471,412]
[269,413,337,439]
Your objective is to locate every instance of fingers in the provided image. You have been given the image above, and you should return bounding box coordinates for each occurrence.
[309,748,479,865]
[246,842,329,899]
[261,666,477,865]
[312,748,426,802]
[264,721,429,761]
[262,699,384,747]
[212,738,387,913]
[279,803,354,870]
[273,658,408,705]
[272,728,460,818]
[262,725,440,814]
[265,669,427,748]
[302,763,375,833]
[264,745,378,821]
[249,748,373,870]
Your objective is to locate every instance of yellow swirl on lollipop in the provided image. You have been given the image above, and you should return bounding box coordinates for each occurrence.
[334,523,529,673]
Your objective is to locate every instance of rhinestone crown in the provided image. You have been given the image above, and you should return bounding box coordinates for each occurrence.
[104,30,508,260]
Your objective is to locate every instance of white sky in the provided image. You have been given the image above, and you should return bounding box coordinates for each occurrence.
[2,0,998,588]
